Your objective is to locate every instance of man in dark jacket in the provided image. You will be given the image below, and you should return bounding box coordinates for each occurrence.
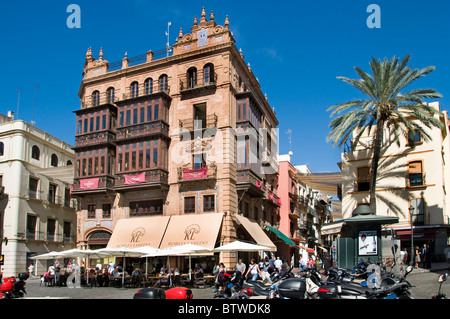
[421,244,432,269]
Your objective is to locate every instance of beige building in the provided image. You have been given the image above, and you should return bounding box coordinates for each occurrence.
[0,112,76,277]
[72,8,280,269]
[340,102,450,258]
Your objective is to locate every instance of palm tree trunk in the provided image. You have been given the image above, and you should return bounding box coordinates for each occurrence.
[369,120,385,214]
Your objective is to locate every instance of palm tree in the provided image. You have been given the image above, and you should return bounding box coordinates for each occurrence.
[327,54,443,213]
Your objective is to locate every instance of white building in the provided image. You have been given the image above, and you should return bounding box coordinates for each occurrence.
[0,112,76,277]
[339,102,450,258]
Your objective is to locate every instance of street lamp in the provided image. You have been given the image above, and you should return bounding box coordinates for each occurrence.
[409,205,415,267]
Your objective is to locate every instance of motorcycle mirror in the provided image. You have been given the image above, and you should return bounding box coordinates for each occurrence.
[405,265,413,274]
[438,273,447,283]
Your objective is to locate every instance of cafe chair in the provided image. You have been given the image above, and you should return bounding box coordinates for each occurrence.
[139,274,152,288]
[193,273,206,289]
[173,275,182,287]
[159,276,170,288]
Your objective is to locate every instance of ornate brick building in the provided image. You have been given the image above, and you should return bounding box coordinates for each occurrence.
[72,8,280,268]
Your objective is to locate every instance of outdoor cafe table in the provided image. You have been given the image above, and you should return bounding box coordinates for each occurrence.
[112,275,134,287]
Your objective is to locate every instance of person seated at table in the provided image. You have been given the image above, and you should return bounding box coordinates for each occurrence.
[132,268,141,276]
[96,273,103,287]
[101,268,109,287]
[112,267,121,277]
[88,268,97,287]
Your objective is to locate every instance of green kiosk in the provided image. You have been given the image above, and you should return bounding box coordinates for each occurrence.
[333,205,399,269]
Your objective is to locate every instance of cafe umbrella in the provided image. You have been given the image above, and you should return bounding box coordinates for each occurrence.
[31,251,65,260]
[142,246,195,287]
[213,240,275,264]
[213,240,274,252]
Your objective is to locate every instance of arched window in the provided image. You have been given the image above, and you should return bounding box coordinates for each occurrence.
[31,145,40,160]
[67,160,73,166]
[203,63,215,85]
[144,78,153,95]
[51,154,58,167]
[187,67,197,89]
[0,142,3,156]
[92,90,100,107]
[107,87,115,103]
[159,74,168,92]
[131,81,139,98]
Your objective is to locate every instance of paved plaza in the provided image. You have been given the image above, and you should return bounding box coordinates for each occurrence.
[18,262,450,300]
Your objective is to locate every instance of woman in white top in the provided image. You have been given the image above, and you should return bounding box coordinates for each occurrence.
[245,259,262,281]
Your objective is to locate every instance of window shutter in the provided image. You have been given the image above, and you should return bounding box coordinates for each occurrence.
[408,161,422,174]
[357,167,370,182]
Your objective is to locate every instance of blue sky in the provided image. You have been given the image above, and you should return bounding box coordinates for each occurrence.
[1,0,449,173]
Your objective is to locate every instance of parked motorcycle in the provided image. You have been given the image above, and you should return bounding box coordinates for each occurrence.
[133,287,193,299]
[317,265,414,299]
[431,273,447,299]
[268,277,308,299]
[0,273,29,299]
[213,271,243,299]
[293,268,324,299]
[242,267,294,298]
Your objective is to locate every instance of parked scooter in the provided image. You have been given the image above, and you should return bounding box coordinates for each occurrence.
[431,273,447,299]
[0,273,29,299]
[325,267,355,283]
[317,265,414,299]
[213,271,243,299]
[293,268,323,299]
[268,277,308,299]
[242,267,294,298]
[133,287,193,299]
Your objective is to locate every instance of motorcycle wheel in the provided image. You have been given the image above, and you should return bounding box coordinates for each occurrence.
[397,291,414,299]
[308,293,320,299]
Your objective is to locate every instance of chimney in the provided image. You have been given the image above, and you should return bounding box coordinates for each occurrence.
[7,111,14,120]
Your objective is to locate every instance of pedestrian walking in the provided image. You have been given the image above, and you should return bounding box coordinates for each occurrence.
[235,258,246,285]
[245,259,262,281]
[260,259,272,284]
[274,256,282,271]
[415,246,421,268]
[299,256,306,270]
[28,263,35,277]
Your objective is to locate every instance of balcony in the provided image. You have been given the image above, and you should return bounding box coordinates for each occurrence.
[81,91,118,109]
[179,113,218,131]
[179,71,217,96]
[177,165,217,184]
[114,169,169,192]
[261,150,279,173]
[264,188,281,207]
[26,231,76,243]
[74,131,116,149]
[298,195,308,207]
[72,175,115,195]
[115,120,169,142]
[236,169,265,197]
[119,81,170,102]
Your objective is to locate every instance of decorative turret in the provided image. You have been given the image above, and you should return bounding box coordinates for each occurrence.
[82,47,109,79]
[172,7,235,55]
